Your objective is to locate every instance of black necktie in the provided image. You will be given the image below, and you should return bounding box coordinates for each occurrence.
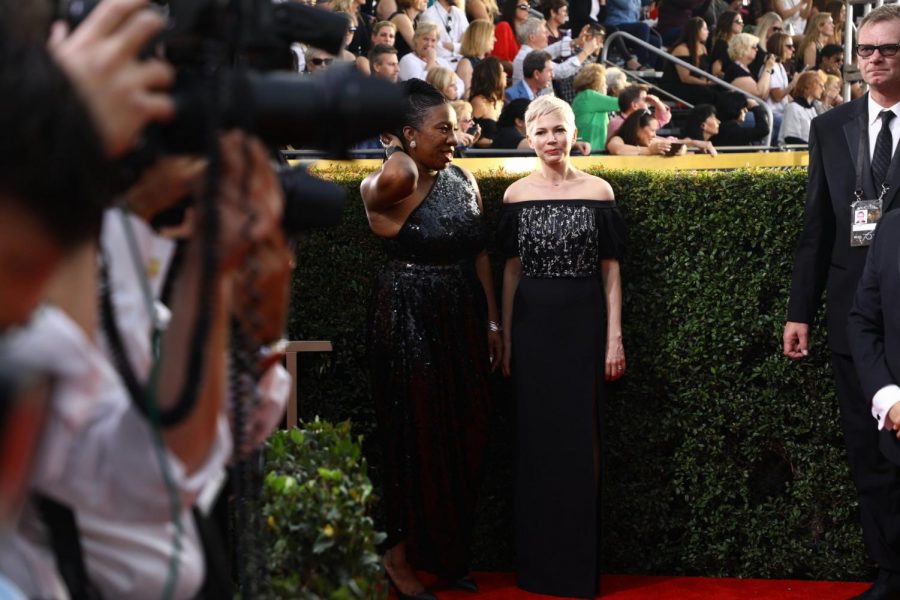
[872,109,896,191]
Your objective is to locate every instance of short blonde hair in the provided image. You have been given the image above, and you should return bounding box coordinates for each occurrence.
[426,66,456,95]
[414,21,440,41]
[728,33,760,61]
[373,20,397,35]
[331,0,355,13]
[824,73,841,89]
[460,20,494,56]
[574,63,607,93]
[524,95,576,136]
[605,67,627,96]
[450,100,473,121]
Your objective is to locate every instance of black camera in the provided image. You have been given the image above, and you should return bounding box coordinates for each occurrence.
[55,0,407,234]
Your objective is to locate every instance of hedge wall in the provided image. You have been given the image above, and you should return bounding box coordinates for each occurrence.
[288,165,871,581]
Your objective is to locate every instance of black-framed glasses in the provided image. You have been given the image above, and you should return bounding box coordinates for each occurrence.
[311,57,334,66]
[857,43,900,57]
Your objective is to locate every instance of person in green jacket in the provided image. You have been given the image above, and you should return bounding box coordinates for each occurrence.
[571,64,620,150]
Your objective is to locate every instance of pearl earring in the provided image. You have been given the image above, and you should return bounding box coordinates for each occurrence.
[410,140,417,148]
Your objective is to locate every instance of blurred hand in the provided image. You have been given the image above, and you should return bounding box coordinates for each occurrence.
[573,140,592,156]
[783,321,810,359]
[124,156,207,221]
[488,331,503,372]
[648,138,670,155]
[49,0,175,157]
[501,337,512,377]
[888,402,900,436]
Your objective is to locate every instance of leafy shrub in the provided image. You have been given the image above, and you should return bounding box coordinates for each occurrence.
[261,420,387,598]
[289,165,870,580]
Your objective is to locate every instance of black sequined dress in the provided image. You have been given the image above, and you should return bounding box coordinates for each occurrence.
[498,199,626,599]
[367,165,493,578]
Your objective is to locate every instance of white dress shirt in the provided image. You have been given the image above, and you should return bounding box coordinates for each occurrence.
[398,52,465,93]
[419,1,468,62]
[866,96,900,429]
[512,42,582,86]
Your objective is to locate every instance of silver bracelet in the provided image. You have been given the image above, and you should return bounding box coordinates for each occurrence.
[488,320,502,333]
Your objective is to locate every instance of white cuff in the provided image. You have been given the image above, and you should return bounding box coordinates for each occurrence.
[872,385,900,430]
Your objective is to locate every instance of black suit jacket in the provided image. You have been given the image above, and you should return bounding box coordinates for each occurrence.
[848,209,900,401]
[788,94,900,355]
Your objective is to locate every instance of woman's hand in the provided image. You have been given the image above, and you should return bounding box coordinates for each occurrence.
[605,335,625,381]
[648,138,670,155]
[488,331,503,372]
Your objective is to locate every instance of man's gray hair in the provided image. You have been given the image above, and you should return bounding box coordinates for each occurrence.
[859,3,900,32]
[516,16,546,45]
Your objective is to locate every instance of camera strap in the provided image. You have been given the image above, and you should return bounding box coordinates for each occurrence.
[33,494,103,600]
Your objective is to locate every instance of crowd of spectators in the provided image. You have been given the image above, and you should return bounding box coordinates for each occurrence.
[295,0,865,154]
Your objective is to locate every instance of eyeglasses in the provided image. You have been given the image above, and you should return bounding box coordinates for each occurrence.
[734,19,744,25]
[349,26,357,33]
[857,43,900,57]
[311,57,334,66]
[516,3,529,9]
[785,44,794,48]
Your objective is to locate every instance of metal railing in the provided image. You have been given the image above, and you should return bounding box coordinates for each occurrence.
[602,30,775,147]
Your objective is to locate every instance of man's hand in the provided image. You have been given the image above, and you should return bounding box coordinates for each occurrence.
[783,321,810,359]
[49,0,175,157]
[887,402,900,436]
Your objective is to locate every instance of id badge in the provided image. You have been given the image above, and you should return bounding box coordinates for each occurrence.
[851,198,882,247]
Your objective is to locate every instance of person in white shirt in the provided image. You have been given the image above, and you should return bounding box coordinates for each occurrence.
[419,0,468,63]
[399,21,464,92]
[511,17,599,86]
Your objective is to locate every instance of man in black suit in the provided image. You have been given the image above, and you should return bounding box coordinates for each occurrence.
[784,5,900,599]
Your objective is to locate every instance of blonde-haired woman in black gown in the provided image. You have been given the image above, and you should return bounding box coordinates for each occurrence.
[499,95,626,599]
[361,79,502,599]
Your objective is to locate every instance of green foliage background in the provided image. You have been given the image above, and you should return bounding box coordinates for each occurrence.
[288,166,870,580]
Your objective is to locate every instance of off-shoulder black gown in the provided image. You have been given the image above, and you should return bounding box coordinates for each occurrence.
[367,165,493,579]
[498,199,626,599]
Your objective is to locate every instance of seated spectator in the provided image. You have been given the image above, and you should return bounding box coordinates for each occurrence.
[607,84,672,140]
[470,56,507,147]
[511,16,599,85]
[456,19,494,98]
[370,43,400,82]
[398,21,465,91]
[684,103,722,142]
[389,0,426,60]
[709,10,742,77]
[607,109,716,155]
[491,98,531,149]
[657,0,709,47]
[705,0,742,31]
[778,70,822,143]
[491,0,529,63]
[542,0,570,44]
[724,33,775,99]
[606,66,628,96]
[661,17,718,105]
[450,99,482,151]
[820,72,843,110]
[506,50,553,103]
[427,65,460,100]
[335,12,370,74]
[796,12,834,71]
[420,0,469,62]
[761,31,798,140]
[304,46,335,74]
[711,91,771,145]
[748,11,784,75]
[552,23,605,103]
[604,0,663,69]
[572,63,620,148]
[467,0,500,21]
[333,0,373,59]
[825,0,844,45]
[371,20,398,47]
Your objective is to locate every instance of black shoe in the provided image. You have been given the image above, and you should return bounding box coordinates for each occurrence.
[851,571,900,600]
[385,572,437,600]
[452,575,478,593]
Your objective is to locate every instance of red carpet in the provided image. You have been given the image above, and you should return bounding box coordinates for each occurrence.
[391,573,871,599]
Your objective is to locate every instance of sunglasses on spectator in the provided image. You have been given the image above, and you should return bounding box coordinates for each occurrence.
[349,26,357,33]
[311,57,334,65]
[857,43,900,57]
[771,26,782,31]
[785,44,794,48]
[517,3,529,9]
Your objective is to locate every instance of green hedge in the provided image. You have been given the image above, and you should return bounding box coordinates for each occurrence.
[288,165,870,581]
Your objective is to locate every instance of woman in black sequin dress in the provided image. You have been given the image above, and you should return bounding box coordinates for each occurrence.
[498,96,626,599]
[360,79,502,599]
